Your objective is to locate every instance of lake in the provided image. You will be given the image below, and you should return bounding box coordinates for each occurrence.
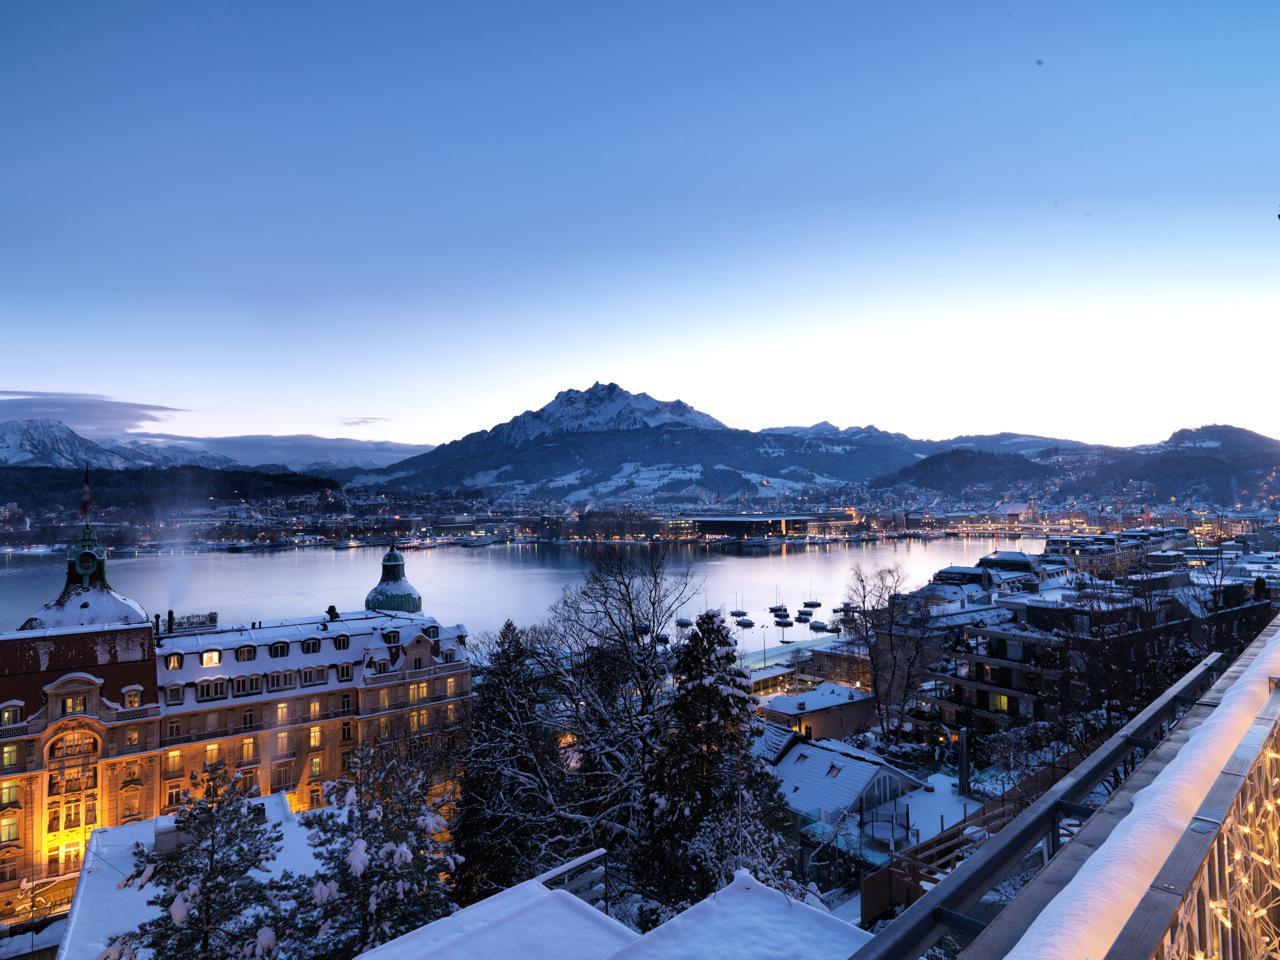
[0,536,1041,666]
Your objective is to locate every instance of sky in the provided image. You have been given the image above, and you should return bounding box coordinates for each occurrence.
[1,1,1277,447]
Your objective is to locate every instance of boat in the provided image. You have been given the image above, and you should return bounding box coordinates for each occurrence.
[675,617,693,629]
[774,618,793,628]
[730,609,747,618]
[795,611,811,622]
[802,599,821,609]
[735,618,754,628]
[825,624,842,633]
[779,637,795,644]
[768,604,788,615]
[809,621,827,631]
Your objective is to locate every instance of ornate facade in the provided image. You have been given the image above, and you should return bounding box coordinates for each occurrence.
[0,531,470,923]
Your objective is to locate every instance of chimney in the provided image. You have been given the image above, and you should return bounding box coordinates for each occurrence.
[327,604,339,622]
[166,609,175,634]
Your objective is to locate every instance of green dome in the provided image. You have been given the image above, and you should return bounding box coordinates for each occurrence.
[364,546,421,613]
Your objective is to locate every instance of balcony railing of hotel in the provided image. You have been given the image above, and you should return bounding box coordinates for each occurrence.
[851,646,1227,960]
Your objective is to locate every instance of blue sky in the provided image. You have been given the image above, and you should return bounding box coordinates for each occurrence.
[1,2,1277,446]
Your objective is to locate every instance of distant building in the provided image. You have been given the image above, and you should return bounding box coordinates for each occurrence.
[760,682,875,738]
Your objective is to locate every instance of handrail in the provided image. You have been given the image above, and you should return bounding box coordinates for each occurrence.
[851,650,1223,960]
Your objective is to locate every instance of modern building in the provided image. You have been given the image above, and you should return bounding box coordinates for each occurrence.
[0,531,471,926]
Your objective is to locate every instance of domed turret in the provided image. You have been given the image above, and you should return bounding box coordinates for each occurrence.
[20,525,147,630]
[364,546,422,613]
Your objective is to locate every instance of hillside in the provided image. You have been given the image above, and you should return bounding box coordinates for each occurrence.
[872,449,1053,494]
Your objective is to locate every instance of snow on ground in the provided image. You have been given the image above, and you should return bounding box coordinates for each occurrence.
[59,793,316,960]
[358,879,637,960]
[0,919,65,960]
[1006,621,1280,960]
[877,773,980,844]
[609,870,871,960]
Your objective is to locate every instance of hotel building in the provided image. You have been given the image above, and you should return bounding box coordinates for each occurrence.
[0,527,471,923]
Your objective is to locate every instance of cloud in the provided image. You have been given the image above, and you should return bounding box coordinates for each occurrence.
[340,417,389,427]
[0,391,182,436]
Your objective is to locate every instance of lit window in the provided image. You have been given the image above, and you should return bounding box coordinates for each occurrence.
[201,650,221,668]
[0,706,22,726]
[205,743,219,766]
[164,751,182,774]
[309,727,321,749]
[166,654,183,671]
[241,737,256,762]
[276,703,288,724]
[309,756,322,777]
[60,696,86,717]
[0,784,16,807]
[165,785,182,808]
[309,700,320,719]
[275,732,289,755]
[1,747,16,770]
[123,690,141,708]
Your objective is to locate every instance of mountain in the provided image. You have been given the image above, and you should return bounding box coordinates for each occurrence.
[0,419,432,474]
[484,382,725,446]
[938,432,1087,457]
[375,385,928,501]
[0,419,136,469]
[872,449,1054,494]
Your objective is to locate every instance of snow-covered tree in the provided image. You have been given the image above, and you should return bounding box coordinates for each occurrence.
[114,761,283,960]
[282,740,455,960]
[630,611,798,926]
[454,620,566,902]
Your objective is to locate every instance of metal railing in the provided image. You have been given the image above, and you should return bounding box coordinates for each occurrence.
[852,650,1224,960]
[536,848,609,912]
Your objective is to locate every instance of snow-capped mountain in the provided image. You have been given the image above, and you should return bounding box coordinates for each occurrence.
[101,439,239,470]
[0,419,135,469]
[484,382,726,447]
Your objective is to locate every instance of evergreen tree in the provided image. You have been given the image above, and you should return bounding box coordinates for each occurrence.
[630,611,797,925]
[114,761,283,960]
[453,620,566,902]
[282,741,455,960]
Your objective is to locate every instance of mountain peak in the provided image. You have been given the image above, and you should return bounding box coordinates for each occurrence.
[485,383,726,446]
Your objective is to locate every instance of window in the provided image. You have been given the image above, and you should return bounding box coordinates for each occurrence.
[340,750,352,772]
[51,732,95,758]
[333,635,350,651]
[205,743,219,766]
[233,676,262,697]
[123,690,141,708]
[446,677,458,697]
[166,686,184,706]
[269,642,289,659]
[309,700,321,720]
[200,650,221,668]
[166,653,183,670]
[276,702,288,725]
[236,646,257,662]
[165,784,182,808]
[0,860,16,883]
[339,692,351,712]
[302,667,326,686]
[384,631,400,646]
[64,803,80,829]
[0,706,19,726]
[413,656,423,670]
[1,746,17,770]
[340,720,352,742]
[0,818,16,843]
[337,664,352,682]
[275,732,289,755]
[267,672,295,692]
[301,638,321,654]
[125,729,139,748]
[167,718,181,740]
[124,763,140,783]
[425,626,439,640]
[60,695,87,717]
[408,681,428,705]
[309,784,323,807]
[241,737,256,763]
[241,709,255,729]
[164,750,182,775]
[196,680,227,701]
[85,799,96,825]
[0,784,16,807]
[309,726,321,749]
[271,765,292,791]
[408,709,427,733]
[309,756,322,777]
[47,809,60,833]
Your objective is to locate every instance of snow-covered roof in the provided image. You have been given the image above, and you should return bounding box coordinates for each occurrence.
[769,737,920,820]
[356,878,638,960]
[762,682,871,717]
[59,793,316,960]
[608,870,871,959]
[20,584,148,632]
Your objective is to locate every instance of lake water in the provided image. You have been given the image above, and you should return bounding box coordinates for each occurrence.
[0,536,1041,667]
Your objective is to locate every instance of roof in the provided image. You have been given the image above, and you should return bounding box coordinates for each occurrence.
[608,870,871,960]
[762,682,871,717]
[59,793,317,960]
[770,737,919,820]
[356,879,638,960]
